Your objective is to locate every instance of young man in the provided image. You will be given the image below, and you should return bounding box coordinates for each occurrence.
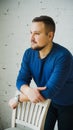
[9,16,73,130]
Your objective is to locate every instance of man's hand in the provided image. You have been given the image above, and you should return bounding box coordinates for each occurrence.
[9,97,18,109]
[21,85,46,103]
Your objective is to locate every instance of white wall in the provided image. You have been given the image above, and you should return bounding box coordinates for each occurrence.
[0,0,73,129]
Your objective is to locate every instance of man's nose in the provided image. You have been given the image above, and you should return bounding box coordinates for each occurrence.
[31,33,35,40]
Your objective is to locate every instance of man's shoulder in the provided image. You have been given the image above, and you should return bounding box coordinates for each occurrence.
[53,42,72,56]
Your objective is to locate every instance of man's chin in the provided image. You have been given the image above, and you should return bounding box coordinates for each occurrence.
[31,44,46,51]
[31,46,44,51]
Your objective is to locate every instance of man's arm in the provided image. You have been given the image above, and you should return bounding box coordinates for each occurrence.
[40,52,73,99]
[9,85,46,109]
[16,50,32,90]
[16,49,46,103]
[9,92,29,109]
[20,84,46,103]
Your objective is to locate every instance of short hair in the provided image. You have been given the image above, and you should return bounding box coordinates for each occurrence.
[32,15,56,33]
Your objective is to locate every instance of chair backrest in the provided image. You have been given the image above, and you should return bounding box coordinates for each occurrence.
[11,99,51,130]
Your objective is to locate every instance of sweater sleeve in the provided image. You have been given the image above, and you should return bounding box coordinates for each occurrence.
[40,51,73,99]
[16,49,32,90]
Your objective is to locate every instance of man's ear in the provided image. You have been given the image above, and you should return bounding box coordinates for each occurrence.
[48,32,54,40]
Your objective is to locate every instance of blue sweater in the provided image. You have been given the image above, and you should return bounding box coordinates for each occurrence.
[16,43,73,105]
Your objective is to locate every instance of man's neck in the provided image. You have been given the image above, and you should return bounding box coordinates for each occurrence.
[39,42,53,59]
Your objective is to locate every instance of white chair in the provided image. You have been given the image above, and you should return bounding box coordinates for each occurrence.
[5,99,51,130]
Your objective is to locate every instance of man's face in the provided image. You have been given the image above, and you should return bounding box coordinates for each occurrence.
[30,22,52,50]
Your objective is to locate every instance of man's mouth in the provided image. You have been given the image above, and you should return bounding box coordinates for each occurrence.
[31,41,37,44]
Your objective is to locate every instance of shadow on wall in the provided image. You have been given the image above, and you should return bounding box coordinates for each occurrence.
[0,121,3,130]
[0,116,5,130]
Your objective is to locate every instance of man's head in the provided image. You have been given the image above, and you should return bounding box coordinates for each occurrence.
[32,15,55,33]
[30,15,56,50]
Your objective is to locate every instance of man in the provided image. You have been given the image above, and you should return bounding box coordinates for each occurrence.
[10,16,73,130]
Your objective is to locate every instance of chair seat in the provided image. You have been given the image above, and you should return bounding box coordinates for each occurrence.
[5,128,23,130]
[5,128,33,130]
[5,126,33,130]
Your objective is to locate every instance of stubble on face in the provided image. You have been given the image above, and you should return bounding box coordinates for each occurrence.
[31,42,48,51]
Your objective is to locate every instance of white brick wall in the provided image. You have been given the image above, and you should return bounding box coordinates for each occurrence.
[0,0,73,129]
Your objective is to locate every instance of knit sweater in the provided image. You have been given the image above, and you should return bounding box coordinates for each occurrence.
[16,43,73,105]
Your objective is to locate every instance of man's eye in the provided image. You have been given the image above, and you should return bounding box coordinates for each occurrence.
[35,33,40,35]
